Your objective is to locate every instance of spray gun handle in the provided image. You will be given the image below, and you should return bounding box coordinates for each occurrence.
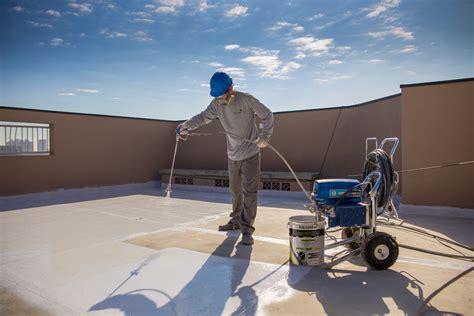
[175,125,189,136]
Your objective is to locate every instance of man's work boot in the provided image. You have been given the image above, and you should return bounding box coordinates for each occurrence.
[218,222,240,231]
[241,233,254,245]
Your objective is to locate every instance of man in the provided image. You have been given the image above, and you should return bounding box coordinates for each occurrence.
[176,72,274,245]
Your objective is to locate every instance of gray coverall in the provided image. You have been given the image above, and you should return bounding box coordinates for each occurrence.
[182,91,274,235]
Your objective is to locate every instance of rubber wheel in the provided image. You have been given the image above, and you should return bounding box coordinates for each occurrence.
[341,227,362,250]
[362,232,399,270]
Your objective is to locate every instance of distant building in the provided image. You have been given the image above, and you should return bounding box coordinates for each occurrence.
[38,139,49,152]
[0,139,35,153]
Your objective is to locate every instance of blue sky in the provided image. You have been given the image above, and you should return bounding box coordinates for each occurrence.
[1,0,473,120]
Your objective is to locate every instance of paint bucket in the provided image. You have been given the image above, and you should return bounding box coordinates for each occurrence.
[288,215,325,266]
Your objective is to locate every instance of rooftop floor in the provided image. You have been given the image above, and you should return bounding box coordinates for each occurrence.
[1,186,473,315]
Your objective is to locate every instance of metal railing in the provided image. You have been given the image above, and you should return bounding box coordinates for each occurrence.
[0,123,51,155]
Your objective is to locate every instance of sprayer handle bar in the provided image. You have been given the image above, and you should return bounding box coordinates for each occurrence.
[379,137,399,160]
[365,138,378,158]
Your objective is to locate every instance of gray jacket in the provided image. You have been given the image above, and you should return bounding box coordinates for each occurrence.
[183,91,274,161]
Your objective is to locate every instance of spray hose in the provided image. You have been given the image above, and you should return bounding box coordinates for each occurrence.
[170,130,314,203]
[164,134,181,197]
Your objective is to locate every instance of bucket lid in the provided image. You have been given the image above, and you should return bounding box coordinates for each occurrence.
[289,215,318,223]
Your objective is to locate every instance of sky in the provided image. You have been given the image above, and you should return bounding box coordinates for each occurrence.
[1,0,473,121]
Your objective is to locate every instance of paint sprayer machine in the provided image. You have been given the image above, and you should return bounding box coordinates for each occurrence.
[289,137,400,270]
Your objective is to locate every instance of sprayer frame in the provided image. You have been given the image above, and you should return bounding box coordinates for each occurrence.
[316,137,399,269]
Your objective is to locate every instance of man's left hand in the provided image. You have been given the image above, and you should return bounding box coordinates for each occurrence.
[256,138,268,148]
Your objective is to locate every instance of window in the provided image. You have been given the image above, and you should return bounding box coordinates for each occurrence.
[0,121,51,156]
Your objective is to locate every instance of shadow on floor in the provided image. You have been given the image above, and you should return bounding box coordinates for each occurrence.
[286,266,448,315]
[89,232,256,315]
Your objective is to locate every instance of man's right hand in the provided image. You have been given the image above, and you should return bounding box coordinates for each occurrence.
[176,123,188,135]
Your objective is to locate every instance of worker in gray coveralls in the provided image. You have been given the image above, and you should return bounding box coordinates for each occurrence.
[176,72,274,245]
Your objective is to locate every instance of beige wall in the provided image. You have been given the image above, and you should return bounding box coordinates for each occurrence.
[401,80,474,208]
[1,108,176,196]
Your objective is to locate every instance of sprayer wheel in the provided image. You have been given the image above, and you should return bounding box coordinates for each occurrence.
[362,232,399,270]
[341,227,362,250]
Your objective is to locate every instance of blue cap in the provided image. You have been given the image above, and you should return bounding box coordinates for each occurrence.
[210,72,233,97]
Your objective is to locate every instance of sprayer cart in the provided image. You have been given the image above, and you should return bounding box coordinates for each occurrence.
[289,137,400,270]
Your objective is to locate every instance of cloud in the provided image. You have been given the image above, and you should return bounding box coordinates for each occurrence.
[400,45,417,53]
[295,52,306,59]
[58,92,76,96]
[158,0,184,5]
[100,29,127,38]
[336,46,352,53]
[50,38,64,46]
[45,9,61,17]
[101,1,117,10]
[223,43,302,79]
[384,16,399,24]
[209,62,224,67]
[154,6,176,13]
[224,4,248,18]
[134,18,155,23]
[135,31,152,42]
[288,36,334,57]
[154,0,184,14]
[217,67,245,78]
[11,6,25,12]
[366,0,401,18]
[328,60,344,65]
[368,26,414,40]
[27,20,53,28]
[368,59,385,64]
[224,44,240,51]
[315,74,353,84]
[242,54,301,79]
[200,83,210,88]
[390,27,414,40]
[199,0,215,12]
[76,88,99,93]
[269,21,304,33]
[128,11,152,17]
[68,2,93,13]
[308,13,323,21]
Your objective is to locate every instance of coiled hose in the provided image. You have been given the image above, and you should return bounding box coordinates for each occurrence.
[363,148,398,214]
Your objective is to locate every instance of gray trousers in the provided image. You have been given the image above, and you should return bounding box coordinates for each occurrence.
[228,153,260,235]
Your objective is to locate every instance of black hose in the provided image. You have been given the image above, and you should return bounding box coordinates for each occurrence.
[363,148,397,213]
[399,243,474,261]
[417,267,473,316]
[378,221,474,252]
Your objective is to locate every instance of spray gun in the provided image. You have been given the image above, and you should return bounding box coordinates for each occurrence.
[165,126,188,198]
